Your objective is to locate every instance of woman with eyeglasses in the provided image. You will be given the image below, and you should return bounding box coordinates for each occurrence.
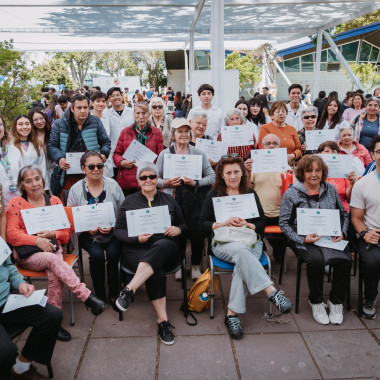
[67,151,124,310]
[298,106,319,155]
[316,99,349,139]
[149,97,172,148]
[114,162,187,345]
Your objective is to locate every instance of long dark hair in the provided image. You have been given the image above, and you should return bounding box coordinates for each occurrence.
[234,99,252,122]
[213,156,249,196]
[316,99,342,130]
[28,108,52,149]
[11,115,42,156]
[247,98,266,125]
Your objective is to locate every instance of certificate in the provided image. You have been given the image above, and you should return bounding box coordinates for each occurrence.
[305,130,336,151]
[221,125,253,147]
[2,289,47,313]
[318,154,353,178]
[251,148,288,173]
[66,152,85,174]
[314,236,349,251]
[296,208,341,236]
[72,202,116,233]
[122,139,158,167]
[126,205,171,237]
[212,193,259,223]
[21,204,70,235]
[195,138,227,162]
[0,236,11,266]
[163,154,203,180]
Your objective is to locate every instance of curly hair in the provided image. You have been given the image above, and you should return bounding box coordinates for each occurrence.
[212,156,249,196]
[295,155,328,184]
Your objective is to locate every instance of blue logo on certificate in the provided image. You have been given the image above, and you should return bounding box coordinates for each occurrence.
[182,156,185,160]
[146,210,150,214]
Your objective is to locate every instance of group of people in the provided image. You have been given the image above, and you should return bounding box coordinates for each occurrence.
[1,80,380,379]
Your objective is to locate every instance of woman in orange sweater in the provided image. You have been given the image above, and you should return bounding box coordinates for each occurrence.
[258,100,302,166]
[6,165,107,342]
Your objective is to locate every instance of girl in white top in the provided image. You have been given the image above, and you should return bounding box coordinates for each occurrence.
[10,115,47,188]
[247,98,272,136]
[0,114,24,207]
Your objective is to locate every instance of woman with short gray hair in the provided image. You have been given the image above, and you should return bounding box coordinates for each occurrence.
[149,96,172,148]
[298,106,319,155]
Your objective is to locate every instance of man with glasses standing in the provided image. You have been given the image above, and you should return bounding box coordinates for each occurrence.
[351,135,380,320]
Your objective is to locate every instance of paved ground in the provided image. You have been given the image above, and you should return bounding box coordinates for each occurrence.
[15,243,380,380]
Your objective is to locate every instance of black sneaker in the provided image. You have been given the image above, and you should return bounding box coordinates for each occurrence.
[362,297,377,320]
[224,315,243,339]
[157,320,175,345]
[268,290,294,314]
[116,287,134,312]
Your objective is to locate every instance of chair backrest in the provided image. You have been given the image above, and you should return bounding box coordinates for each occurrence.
[281,172,293,197]
[64,207,74,230]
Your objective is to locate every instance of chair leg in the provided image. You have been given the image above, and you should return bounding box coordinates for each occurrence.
[70,291,75,326]
[353,249,358,277]
[358,259,363,317]
[279,248,285,285]
[181,257,187,310]
[118,258,123,322]
[264,252,273,316]
[47,362,53,378]
[295,259,302,314]
[78,247,84,283]
[346,267,351,311]
[209,257,214,319]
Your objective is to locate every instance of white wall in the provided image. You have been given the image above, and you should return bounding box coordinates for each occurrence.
[92,76,141,93]
[166,70,186,94]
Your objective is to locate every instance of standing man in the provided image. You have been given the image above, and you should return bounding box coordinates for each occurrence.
[263,87,274,110]
[55,95,70,119]
[123,87,130,106]
[285,84,306,131]
[146,87,154,102]
[190,84,224,140]
[105,86,134,178]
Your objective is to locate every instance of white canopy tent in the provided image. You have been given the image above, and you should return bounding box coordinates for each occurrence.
[1,0,379,106]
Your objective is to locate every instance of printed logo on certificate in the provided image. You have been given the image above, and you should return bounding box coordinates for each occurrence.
[296,208,342,236]
[251,148,288,173]
[163,154,202,180]
[221,125,253,147]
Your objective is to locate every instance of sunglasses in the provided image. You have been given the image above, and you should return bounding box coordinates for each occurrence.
[152,105,163,110]
[85,164,104,170]
[139,174,157,181]
[303,115,317,119]
[221,153,239,159]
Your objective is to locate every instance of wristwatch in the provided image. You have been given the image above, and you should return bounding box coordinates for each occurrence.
[359,229,369,239]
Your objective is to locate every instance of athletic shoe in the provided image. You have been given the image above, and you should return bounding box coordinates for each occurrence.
[362,297,377,320]
[309,301,329,325]
[191,265,201,281]
[224,315,243,339]
[115,287,134,312]
[11,364,49,379]
[327,300,344,325]
[157,320,175,345]
[268,290,294,314]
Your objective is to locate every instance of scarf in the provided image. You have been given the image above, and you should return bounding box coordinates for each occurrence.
[135,121,150,144]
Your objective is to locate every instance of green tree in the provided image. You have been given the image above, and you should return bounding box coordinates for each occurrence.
[342,62,380,91]
[96,51,142,77]
[31,56,73,88]
[335,10,380,33]
[225,51,262,89]
[131,51,166,89]
[0,39,39,125]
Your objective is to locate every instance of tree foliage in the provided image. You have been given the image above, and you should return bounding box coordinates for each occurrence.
[225,51,262,89]
[0,40,39,125]
[96,51,142,77]
[342,62,380,91]
[335,10,380,34]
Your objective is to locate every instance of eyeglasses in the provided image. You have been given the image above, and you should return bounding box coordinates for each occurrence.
[303,115,317,119]
[221,153,239,159]
[85,164,104,170]
[139,174,157,181]
[373,150,380,155]
[263,142,280,147]
[152,105,163,110]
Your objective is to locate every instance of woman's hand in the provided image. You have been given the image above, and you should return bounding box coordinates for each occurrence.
[183,177,194,186]
[36,231,56,239]
[347,171,356,185]
[304,233,321,244]
[138,233,153,243]
[163,177,181,188]
[18,283,35,298]
[120,160,136,169]
[301,144,307,152]
[332,235,344,242]
[287,153,296,166]
[35,237,56,252]
[244,158,252,172]
[99,227,112,234]
[89,228,99,235]
[164,226,181,237]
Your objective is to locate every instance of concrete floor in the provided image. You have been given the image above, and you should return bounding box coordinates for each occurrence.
[14,243,380,380]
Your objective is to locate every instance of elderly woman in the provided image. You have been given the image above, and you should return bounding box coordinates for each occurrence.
[113,101,164,196]
[6,165,107,342]
[200,156,293,339]
[67,151,125,309]
[188,109,211,145]
[156,118,215,280]
[149,96,172,148]
[298,106,319,155]
[352,96,380,151]
[279,155,351,325]
[114,162,187,345]
[259,100,302,166]
[342,92,365,123]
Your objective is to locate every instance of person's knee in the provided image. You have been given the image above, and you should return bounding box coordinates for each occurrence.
[44,304,63,327]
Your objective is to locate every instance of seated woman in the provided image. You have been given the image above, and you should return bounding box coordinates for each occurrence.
[279,155,351,325]
[6,165,107,343]
[67,151,125,310]
[298,106,319,155]
[200,156,293,340]
[114,162,187,346]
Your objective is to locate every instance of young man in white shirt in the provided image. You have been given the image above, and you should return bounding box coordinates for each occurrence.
[285,84,305,131]
[351,135,380,320]
[190,84,224,140]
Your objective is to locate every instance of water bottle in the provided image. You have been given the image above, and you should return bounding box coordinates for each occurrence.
[200,292,209,302]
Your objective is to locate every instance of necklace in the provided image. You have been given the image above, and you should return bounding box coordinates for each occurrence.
[274,122,287,140]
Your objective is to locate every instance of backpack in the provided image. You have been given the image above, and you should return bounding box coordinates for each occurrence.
[187,268,219,312]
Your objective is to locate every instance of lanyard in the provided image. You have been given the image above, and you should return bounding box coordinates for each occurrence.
[0,146,16,186]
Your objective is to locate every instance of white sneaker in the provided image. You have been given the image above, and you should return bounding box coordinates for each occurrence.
[327,300,344,325]
[309,301,329,325]
[191,265,201,281]
[174,268,182,282]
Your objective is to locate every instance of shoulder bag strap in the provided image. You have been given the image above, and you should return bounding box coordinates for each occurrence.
[81,179,88,201]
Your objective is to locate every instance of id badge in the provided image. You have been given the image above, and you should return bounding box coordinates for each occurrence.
[9,184,17,192]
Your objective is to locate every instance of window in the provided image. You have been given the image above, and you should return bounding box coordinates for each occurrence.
[359,41,372,61]
[320,63,327,71]
[370,46,379,62]
[321,50,327,62]
[284,57,300,72]
[328,49,338,62]
[341,41,359,62]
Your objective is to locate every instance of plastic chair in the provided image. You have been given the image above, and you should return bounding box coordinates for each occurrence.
[208,251,272,319]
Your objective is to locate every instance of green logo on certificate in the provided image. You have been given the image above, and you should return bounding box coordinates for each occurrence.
[232,197,236,201]
[182,156,185,160]
[267,151,270,154]
[318,131,321,134]
[333,156,336,159]
[235,127,238,130]
[211,142,214,145]
[42,209,45,212]
[146,210,150,213]
[317,211,320,214]
[92,206,95,209]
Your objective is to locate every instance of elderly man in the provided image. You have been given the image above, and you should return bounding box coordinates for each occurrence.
[285,84,306,131]
[351,135,380,320]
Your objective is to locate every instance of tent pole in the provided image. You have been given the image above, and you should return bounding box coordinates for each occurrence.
[313,29,323,101]
[189,31,195,83]
[184,48,189,94]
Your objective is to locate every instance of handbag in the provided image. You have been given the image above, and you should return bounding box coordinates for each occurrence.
[320,246,351,265]
[213,225,259,248]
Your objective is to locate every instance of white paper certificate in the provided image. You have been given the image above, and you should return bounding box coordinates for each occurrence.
[314,236,349,251]
[212,194,260,223]
[2,289,47,313]
[72,202,116,233]
[221,125,253,147]
[66,152,85,174]
[251,148,288,173]
[305,130,336,151]
[126,205,171,237]
[297,208,342,236]
[195,138,227,162]
[319,154,353,178]
[122,139,158,167]
[21,204,70,235]
[163,154,203,180]
[0,236,11,266]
